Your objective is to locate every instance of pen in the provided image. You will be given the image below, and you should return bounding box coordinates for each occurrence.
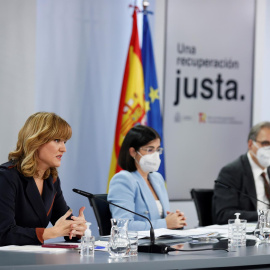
[95,246,106,250]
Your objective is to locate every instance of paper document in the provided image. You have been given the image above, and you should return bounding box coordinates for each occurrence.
[0,245,67,253]
[137,228,220,239]
[198,223,257,238]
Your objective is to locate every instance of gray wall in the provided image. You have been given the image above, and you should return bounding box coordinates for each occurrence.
[0,0,35,160]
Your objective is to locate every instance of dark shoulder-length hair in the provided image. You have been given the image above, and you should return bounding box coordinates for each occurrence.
[118,125,161,172]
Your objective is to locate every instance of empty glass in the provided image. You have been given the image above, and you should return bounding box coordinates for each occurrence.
[260,209,270,243]
[128,231,138,256]
[254,209,267,243]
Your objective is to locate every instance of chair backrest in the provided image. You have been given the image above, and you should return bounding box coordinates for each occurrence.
[88,194,112,236]
[190,189,214,227]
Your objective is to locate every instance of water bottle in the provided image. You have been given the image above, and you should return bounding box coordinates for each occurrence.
[80,222,95,256]
[228,213,246,250]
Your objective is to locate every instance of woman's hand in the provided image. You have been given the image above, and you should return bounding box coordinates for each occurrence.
[165,210,187,229]
[43,207,87,240]
[69,207,87,239]
[43,209,75,240]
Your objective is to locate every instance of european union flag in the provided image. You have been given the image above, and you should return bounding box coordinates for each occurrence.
[142,11,165,180]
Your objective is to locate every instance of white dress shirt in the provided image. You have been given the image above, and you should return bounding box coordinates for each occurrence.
[247,152,270,210]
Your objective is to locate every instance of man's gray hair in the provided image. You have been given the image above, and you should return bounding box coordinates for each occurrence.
[248,121,270,141]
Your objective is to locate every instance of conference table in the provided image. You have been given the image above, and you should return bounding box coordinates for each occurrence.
[1,239,270,270]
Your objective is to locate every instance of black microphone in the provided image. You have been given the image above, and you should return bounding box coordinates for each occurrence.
[73,188,170,254]
[215,180,270,207]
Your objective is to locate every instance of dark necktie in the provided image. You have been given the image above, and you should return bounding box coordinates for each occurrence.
[261,172,270,203]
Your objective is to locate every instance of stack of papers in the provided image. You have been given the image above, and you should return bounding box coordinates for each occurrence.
[138,227,220,239]
[137,223,257,240]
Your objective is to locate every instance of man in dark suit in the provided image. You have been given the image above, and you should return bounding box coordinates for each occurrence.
[213,122,270,224]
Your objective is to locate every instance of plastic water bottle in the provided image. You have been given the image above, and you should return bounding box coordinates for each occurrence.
[228,213,246,250]
[81,222,95,256]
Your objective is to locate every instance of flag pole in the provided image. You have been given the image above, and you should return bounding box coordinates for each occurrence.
[143,0,149,10]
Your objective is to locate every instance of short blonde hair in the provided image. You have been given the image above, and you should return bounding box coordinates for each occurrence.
[9,112,72,179]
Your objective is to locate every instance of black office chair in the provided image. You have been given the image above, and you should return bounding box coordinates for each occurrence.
[88,194,112,236]
[190,189,214,227]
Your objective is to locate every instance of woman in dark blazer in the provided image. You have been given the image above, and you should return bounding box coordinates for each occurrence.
[0,112,87,246]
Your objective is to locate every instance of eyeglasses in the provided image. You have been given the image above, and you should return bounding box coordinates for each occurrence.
[140,147,163,155]
[255,140,270,147]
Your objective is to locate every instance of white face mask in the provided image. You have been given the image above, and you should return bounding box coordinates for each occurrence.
[136,151,161,173]
[252,141,270,168]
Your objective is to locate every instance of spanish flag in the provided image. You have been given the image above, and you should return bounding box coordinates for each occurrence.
[107,8,145,190]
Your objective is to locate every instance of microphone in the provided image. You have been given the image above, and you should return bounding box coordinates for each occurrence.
[215,180,270,207]
[73,188,170,253]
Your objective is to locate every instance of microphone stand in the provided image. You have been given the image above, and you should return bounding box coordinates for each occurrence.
[215,180,270,207]
[73,188,170,253]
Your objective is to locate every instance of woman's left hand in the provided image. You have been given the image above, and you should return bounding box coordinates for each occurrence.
[166,209,187,228]
[69,206,87,239]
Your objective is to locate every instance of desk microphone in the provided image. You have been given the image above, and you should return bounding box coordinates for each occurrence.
[215,180,270,207]
[72,188,170,253]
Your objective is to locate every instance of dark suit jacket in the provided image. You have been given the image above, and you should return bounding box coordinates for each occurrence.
[0,162,71,246]
[212,154,270,225]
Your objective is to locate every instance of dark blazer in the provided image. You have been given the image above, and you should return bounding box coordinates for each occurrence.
[212,154,270,224]
[0,162,70,246]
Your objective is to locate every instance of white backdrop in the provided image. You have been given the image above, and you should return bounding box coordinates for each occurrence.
[164,0,255,199]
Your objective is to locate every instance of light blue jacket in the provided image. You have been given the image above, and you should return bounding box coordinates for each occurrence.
[108,170,170,231]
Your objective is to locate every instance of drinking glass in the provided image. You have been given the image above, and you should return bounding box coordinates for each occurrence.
[128,231,138,256]
[108,219,130,258]
[254,209,267,243]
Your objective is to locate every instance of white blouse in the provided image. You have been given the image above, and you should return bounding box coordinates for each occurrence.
[155,200,163,218]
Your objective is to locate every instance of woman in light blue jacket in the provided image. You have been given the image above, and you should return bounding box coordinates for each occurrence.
[108,125,186,231]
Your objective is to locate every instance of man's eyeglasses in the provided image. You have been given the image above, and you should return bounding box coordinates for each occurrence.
[140,147,163,155]
[255,140,270,147]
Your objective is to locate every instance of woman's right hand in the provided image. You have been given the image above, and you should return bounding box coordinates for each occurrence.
[43,209,78,240]
[165,210,187,229]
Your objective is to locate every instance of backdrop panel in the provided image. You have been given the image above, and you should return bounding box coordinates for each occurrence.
[164,0,255,199]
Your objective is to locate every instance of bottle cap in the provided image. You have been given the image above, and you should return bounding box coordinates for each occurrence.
[234,213,241,224]
[84,222,92,237]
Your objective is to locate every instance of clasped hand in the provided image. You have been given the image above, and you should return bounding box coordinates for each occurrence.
[54,206,87,239]
[165,209,187,229]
